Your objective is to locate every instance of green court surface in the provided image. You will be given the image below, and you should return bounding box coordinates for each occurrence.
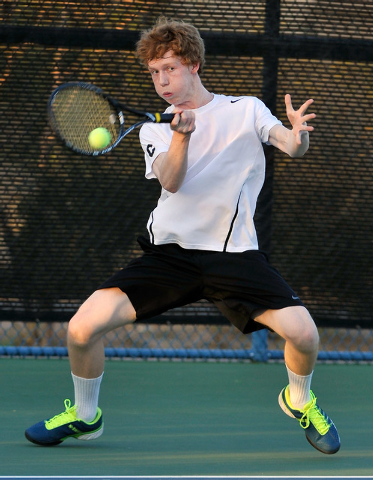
[1,358,373,476]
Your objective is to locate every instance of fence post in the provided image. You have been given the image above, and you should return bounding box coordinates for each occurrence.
[251,1,280,364]
[251,329,269,362]
[255,0,280,253]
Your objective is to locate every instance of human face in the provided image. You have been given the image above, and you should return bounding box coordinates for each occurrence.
[148,51,199,108]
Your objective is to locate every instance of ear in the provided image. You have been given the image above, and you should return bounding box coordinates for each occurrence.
[190,62,200,74]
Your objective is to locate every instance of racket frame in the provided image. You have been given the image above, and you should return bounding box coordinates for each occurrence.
[48,82,174,156]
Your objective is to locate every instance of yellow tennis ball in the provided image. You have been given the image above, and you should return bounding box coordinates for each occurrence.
[88,127,111,149]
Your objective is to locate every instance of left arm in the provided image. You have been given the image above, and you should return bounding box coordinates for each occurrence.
[268,94,316,158]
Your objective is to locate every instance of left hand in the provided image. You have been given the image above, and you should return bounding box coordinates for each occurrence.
[285,94,316,145]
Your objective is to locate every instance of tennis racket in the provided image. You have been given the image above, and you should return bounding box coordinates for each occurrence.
[47,82,175,156]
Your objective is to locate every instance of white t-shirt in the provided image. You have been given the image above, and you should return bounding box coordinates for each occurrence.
[139,94,281,252]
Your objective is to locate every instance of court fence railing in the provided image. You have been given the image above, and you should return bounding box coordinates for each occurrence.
[1,1,373,362]
[1,317,373,363]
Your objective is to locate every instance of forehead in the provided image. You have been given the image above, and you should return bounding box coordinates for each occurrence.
[148,51,183,69]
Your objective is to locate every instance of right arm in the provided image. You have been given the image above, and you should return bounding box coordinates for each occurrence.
[152,109,196,193]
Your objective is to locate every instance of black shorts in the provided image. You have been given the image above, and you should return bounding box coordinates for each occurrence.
[98,236,304,334]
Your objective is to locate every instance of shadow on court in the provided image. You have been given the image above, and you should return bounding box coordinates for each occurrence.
[1,358,373,475]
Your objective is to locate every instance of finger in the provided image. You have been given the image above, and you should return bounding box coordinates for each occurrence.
[284,93,293,111]
[180,118,196,134]
[171,112,182,129]
[299,125,314,133]
[300,112,316,123]
[178,112,195,129]
[299,98,314,115]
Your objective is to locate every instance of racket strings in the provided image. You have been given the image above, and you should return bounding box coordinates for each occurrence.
[51,87,120,153]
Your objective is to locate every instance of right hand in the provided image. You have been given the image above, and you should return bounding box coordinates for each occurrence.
[171,108,196,135]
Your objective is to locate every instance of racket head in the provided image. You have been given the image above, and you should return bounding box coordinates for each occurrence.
[48,82,125,156]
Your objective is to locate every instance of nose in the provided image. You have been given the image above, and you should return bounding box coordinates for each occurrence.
[159,71,169,86]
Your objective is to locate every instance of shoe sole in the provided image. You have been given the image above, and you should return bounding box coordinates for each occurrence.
[305,434,339,455]
[25,430,63,446]
[25,424,104,446]
[76,424,104,441]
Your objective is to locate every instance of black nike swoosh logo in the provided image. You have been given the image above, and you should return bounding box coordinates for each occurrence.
[231,98,244,103]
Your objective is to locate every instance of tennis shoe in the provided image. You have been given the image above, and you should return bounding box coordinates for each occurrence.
[25,399,103,446]
[278,385,340,454]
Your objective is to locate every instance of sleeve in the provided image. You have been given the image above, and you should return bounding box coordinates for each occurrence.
[254,98,282,144]
[139,123,171,179]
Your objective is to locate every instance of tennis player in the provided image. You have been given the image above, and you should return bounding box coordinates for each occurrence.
[25,17,340,454]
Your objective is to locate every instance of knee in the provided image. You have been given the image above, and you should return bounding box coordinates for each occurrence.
[260,306,319,353]
[287,309,319,353]
[67,310,95,349]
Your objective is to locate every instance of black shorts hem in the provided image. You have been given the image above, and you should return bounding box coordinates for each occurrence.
[97,236,305,334]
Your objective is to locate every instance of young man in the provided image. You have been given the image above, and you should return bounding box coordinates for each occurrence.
[25,18,340,454]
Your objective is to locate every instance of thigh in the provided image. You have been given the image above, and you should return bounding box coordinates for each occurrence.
[97,238,204,320]
[254,305,317,342]
[202,250,304,334]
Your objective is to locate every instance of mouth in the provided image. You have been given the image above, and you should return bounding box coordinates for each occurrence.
[162,92,173,99]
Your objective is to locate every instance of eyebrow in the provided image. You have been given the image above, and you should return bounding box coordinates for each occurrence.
[148,60,177,71]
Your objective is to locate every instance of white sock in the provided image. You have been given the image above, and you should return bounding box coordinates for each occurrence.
[286,364,313,410]
[72,372,103,423]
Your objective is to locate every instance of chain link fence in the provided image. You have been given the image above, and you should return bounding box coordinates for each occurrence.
[2,308,373,362]
[1,0,372,362]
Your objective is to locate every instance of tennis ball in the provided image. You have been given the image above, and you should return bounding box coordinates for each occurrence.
[88,127,111,149]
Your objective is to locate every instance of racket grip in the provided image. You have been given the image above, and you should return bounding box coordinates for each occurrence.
[154,113,175,123]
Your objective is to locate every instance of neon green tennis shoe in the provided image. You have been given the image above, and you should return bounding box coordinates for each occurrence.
[279,385,340,454]
[25,399,103,446]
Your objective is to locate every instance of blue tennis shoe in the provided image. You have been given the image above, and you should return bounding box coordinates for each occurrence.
[279,385,340,454]
[25,399,103,446]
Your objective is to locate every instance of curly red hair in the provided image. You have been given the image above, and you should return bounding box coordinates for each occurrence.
[136,17,205,74]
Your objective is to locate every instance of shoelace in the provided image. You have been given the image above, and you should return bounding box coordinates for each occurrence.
[299,396,331,435]
[45,399,77,428]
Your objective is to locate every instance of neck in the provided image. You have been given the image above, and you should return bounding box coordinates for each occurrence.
[197,88,214,108]
[175,82,213,110]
